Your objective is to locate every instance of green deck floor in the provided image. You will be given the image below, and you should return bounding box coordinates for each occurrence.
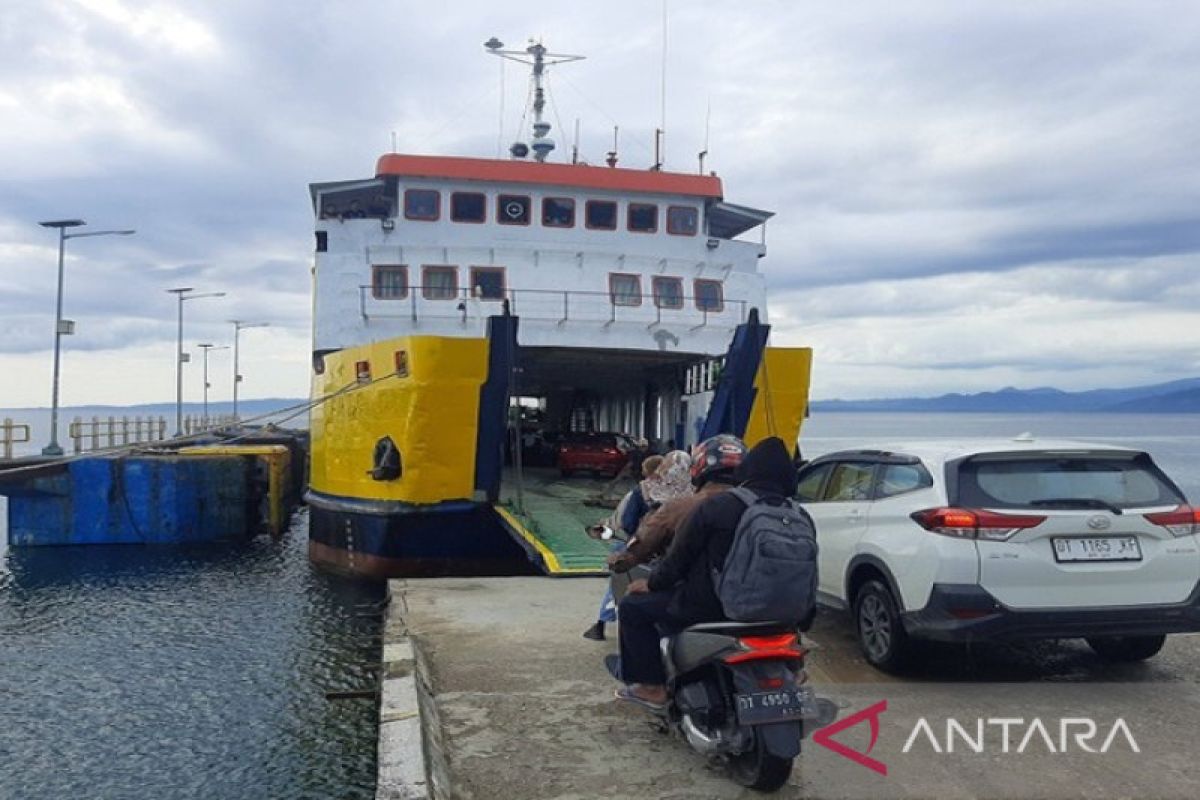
[497,468,631,575]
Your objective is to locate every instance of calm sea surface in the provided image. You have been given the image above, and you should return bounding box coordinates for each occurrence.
[0,412,1196,799]
[0,509,383,800]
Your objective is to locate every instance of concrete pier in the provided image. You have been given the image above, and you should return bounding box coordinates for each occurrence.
[380,576,1200,800]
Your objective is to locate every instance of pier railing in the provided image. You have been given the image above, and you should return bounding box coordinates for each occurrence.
[359,285,748,330]
[1,418,31,460]
[68,414,238,454]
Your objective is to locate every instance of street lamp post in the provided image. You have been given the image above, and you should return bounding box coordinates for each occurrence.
[230,320,269,420]
[168,288,226,437]
[197,343,229,425]
[38,219,135,456]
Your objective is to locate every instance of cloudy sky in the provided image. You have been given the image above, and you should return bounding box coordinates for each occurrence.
[1,0,1198,407]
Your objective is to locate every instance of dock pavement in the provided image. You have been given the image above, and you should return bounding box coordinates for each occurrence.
[377,576,1200,800]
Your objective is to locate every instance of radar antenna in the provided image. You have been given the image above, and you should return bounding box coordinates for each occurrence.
[485,38,585,162]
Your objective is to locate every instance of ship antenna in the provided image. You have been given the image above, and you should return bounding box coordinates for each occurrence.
[606,125,619,168]
[658,0,669,169]
[572,117,581,165]
[485,38,585,162]
[484,37,505,158]
[698,97,710,174]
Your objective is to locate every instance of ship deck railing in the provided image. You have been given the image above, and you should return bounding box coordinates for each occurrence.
[359,285,748,330]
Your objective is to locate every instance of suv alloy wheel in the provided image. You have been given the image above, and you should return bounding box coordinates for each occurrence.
[853,579,912,672]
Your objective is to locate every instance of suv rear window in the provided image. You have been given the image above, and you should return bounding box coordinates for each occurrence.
[956,453,1184,511]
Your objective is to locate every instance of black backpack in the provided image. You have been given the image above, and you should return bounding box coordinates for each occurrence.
[712,487,819,624]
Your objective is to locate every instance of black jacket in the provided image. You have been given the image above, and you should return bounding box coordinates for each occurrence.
[647,437,799,622]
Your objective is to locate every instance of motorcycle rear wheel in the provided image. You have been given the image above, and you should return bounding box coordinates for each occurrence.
[729,734,793,792]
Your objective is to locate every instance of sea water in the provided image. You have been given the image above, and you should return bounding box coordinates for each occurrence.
[0,510,382,800]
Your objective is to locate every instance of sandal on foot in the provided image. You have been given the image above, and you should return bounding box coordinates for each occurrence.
[614,686,666,713]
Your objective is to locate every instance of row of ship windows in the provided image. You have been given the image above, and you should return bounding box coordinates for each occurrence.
[371,265,725,311]
[391,190,701,235]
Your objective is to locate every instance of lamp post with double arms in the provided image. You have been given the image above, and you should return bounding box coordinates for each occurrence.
[230,320,269,420]
[197,343,229,425]
[38,219,136,456]
[168,288,225,436]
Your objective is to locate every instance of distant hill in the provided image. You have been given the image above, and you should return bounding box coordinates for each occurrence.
[811,378,1200,413]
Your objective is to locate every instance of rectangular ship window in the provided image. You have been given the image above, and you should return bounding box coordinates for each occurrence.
[627,203,658,233]
[694,279,724,312]
[586,200,618,230]
[470,267,506,300]
[652,276,684,309]
[422,265,458,299]
[404,189,440,221]
[497,195,531,225]
[372,265,408,299]
[609,273,642,306]
[542,197,575,227]
[666,205,699,236]
[451,192,487,223]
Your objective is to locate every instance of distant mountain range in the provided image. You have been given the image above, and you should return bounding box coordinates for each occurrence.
[811,378,1200,413]
[6,398,306,418]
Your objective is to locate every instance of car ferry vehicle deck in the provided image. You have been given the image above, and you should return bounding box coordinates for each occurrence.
[305,42,812,578]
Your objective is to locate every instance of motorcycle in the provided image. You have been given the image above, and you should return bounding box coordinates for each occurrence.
[609,570,838,791]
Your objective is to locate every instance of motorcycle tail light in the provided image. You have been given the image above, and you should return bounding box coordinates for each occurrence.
[724,633,804,664]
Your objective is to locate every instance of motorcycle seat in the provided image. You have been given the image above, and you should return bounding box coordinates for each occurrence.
[667,623,799,675]
[681,621,795,637]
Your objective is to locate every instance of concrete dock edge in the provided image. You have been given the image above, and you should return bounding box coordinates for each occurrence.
[375,579,447,800]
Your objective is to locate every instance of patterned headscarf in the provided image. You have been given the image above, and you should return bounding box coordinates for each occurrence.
[641,450,694,505]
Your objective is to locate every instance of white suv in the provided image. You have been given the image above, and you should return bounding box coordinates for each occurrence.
[796,438,1200,672]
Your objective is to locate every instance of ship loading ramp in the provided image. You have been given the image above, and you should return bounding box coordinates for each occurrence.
[495,468,618,576]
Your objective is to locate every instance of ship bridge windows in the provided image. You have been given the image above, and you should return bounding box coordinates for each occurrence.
[451,192,487,223]
[652,276,684,309]
[586,200,618,230]
[372,265,409,299]
[497,195,531,225]
[320,180,395,220]
[609,273,643,306]
[667,205,699,236]
[542,197,575,228]
[404,189,440,221]
[470,267,507,300]
[694,279,724,312]
[627,203,658,233]
[422,265,458,299]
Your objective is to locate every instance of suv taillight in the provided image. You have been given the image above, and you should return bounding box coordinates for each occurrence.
[1144,505,1200,537]
[911,507,1046,541]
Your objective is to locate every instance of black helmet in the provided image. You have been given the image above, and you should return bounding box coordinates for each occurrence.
[689,435,748,486]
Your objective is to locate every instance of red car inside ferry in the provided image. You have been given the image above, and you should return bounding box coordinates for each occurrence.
[555,432,634,478]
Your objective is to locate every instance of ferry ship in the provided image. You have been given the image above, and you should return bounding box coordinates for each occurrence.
[306,42,812,578]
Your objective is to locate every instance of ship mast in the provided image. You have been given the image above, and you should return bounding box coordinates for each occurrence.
[485,38,585,162]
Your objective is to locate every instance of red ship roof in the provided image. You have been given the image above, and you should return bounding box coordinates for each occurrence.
[375,153,724,198]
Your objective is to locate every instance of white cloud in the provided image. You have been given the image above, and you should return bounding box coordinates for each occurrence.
[0,0,1198,408]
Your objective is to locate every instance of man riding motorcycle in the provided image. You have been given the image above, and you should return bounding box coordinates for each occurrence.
[614,435,801,710]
